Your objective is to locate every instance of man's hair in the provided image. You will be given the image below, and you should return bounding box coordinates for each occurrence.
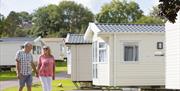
[23,42,32,47]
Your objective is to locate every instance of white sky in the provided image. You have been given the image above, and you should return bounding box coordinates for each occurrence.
[0,0,159,16]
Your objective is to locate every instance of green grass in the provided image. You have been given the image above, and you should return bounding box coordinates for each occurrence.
[0,61,67,81]
[56,61,67,73]
[0,71,17,81]
[3,79,77,91]
[2,61,77,91]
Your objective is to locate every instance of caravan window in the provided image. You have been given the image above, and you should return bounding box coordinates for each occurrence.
[93,41,98,79]
[124,43,138,61]
[37,46,41,54]
[93,64,98,78]
[33,46,41,54]
[98,42,107,62]
[33,46,36,54]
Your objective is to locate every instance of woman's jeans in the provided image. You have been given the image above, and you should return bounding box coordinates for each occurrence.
[39,76,52,91]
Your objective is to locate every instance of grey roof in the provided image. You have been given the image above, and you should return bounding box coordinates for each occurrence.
[0,37,35,42]
[66,34,92,44]
[95,23,165,33]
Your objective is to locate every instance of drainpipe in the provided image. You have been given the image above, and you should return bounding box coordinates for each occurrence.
[76,45,78,81]
[113,33,116,86]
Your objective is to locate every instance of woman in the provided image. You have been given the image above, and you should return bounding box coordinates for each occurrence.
[37,46,55,91]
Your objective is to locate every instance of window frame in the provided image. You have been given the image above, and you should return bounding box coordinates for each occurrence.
[36,46,41,54]
[92,41,98,79]
[123,42,139,62]
[32,45,41,54]
[33,45,36,54]
[92,64,98,78]
[98,42,107,63]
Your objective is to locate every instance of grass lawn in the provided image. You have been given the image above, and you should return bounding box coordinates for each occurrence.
[55,61,67,73]
[3,79,77,91]
[0,71,17,81]
[0,61,67,81]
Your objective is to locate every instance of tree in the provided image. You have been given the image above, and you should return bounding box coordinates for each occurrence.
[32,1,94,37]
[58,1,94,34]
[0,13,3,21]
[32,4,59,37]
[137,5,166,24]
[150,6,166,20]
[158,0,180,23]
[135,16,164,24]
[3,11,21,37]
[18,11,32,22]
[96,0,143,23]
[0,11,32,37]
[18,11,33,28]
[0,13,5,37]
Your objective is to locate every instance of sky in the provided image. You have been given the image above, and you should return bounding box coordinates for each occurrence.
[0,0,159,17]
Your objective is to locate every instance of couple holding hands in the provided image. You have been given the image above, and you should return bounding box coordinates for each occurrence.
[15,42,55,91]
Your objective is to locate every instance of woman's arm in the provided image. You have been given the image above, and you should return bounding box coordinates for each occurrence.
[36,56,42,77]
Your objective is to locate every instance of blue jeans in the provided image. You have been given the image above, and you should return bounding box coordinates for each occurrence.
[19,75,32,87]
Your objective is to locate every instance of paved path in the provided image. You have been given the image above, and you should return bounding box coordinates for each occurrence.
[0,71,70,91]
[0,72,138,91]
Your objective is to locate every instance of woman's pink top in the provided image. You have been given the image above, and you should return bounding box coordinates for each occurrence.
[38,55,55,76]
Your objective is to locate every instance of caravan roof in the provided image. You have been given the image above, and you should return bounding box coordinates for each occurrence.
[65,34,92,44]
[0,37,35,42]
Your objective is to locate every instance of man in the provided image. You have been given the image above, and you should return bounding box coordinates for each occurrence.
[15,42,37,91]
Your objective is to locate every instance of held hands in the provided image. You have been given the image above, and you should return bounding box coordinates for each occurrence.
[52,75,55,80]
[35,72,39,78]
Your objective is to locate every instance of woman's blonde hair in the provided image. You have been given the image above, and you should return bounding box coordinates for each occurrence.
[42,46,53,57]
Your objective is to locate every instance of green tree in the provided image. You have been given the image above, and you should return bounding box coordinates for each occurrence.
[18,11,32,22]
[96,0,143,23]
[135,5,165,24]
[150,6,163,19]
[32,1,94,38]
[58,1,94,34]
[18,11,33,28]
[15,11,33,37]
[158,0,180,23]
[0,14,5,37]
[0,11,32,37]
[3,11,21,37]
[135,16,164,24]
[32,4,59,37]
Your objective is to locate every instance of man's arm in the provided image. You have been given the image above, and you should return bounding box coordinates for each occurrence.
[36,62,40,74]
[16,59,21,79]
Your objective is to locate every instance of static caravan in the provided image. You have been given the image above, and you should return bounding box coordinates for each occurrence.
[165,12,180,89]
[65,34,92,84]
[0,37,42,70]
[42,38,66,60]
[84,23,165,87]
